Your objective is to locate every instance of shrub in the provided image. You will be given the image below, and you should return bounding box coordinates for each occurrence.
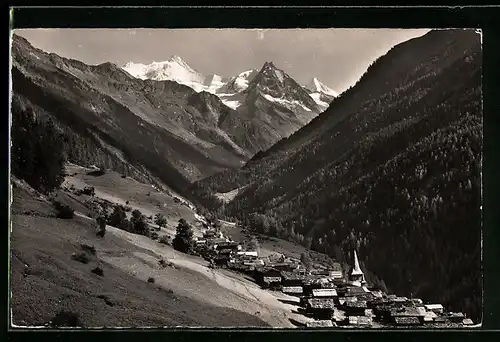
[151,232,159,240]
[53,201,75,219]
[49,310,82,327]
[147,277,155,283]
[96,215,107,238]
[172,219,194,253]
[130,209,148,236]
[81,186,95,196]
[159,235,170,245]
[71,252,90,264]
[154,213,167,229]
[108,205,129,231]
[80,244,96,255]
[158,259,170,268]
[91,267,104,277]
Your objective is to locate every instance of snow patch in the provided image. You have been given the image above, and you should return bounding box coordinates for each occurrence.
[306,77,338,97]
[309,92,329,109]
[274,69,285,83]
[262,93,312,112]
[221,99,241,110]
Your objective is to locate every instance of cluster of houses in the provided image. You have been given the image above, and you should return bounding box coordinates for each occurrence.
[193,224,475,329]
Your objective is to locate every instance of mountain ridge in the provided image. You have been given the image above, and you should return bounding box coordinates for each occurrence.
[191,29,482,321]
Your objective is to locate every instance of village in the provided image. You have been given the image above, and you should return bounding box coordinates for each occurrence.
[191,215,476,328]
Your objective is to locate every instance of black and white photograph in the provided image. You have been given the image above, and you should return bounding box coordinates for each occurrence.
[9,26,482,329]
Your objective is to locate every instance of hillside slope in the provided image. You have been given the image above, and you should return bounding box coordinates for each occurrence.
[10,180,269,327]
[192,29,482,321]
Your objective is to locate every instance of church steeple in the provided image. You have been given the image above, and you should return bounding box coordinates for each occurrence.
[349,250,366,286]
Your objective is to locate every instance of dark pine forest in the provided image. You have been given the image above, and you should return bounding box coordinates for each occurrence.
[190,30,482,322]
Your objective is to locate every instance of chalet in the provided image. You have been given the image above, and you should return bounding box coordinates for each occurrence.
[348,315,372,327]
[332,308,346,324]
[329,270,343,279]
[367,298,386,309]
[410,298,424,305]
[447,312,466,323]
[236,251,258,259]
[433,316,446,323]
[243,259,264,266]
[306,320,334,328]
[389,306,425,326]
[254,268,282,288]
[303,279,332,296]
[311,288,338,298]
[281,271,307,286]
[203,230,217,239]
[373,304,395,323]
[305,298,336,319]
[394,316,422,326]
[267,262,297,272]
[345,286,367,297]
[422,310,438,323]
[342,301,368,316]
[424,304,444,314]
[282,286,304,295]
[393,297,409,304]
[217,248,234,256]
[209,238,228,247]
[215,241,241,250]
[462,318,474,326]
[311,263,343,279]
[390,306,425,319]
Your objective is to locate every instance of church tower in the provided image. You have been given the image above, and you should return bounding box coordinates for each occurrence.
[349,250,366,287]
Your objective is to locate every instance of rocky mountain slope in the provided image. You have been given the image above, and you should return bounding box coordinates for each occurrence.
[217,62,324,154]
[12,34,252,193]
[191,29,482,321]
[124,57,335,155]
[12,35,337,196]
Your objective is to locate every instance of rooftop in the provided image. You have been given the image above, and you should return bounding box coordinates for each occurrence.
[307,298,336,309]
[394,317,422,325]
[312,288,338,297]
[282,286,304,293]
[306,320,334,328]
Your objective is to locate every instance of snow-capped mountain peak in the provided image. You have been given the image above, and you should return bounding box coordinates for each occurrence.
[306,77,338,97]
[122,57,204,85]
[217,69,259,94]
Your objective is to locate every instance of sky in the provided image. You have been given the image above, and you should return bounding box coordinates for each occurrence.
[15,28,430,93]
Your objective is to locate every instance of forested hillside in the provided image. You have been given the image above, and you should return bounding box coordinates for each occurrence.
[191,29,482,321]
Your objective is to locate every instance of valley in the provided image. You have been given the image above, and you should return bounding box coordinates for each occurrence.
[9,28,482,328]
